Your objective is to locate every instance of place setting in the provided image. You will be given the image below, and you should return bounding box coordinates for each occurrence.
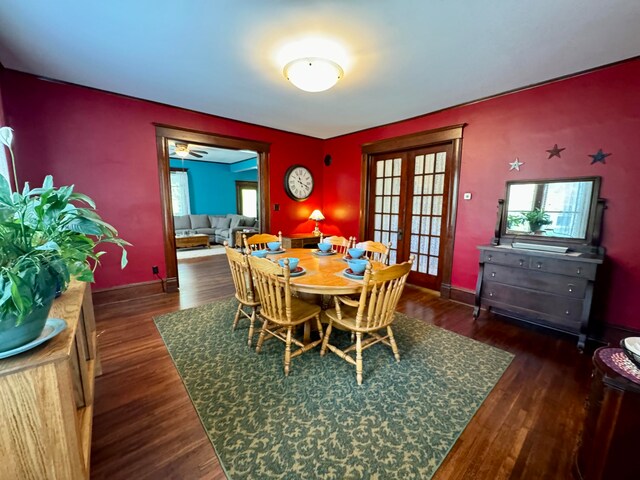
[266,241,285,255]
[343,257,369,280]
[340,246,364,262]
[311,242,337,256]
[277,257,306,277]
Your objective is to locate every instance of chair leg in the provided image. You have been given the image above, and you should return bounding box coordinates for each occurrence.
[387,325,401,362]
[315,315,324,340]
[356,332,363,385]
[256,319,269,353]
[284,327,293,376]
[232,303,242,330]
[247,308,256,347]
[320,322,333,356]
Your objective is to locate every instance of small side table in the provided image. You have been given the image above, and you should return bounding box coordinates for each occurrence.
[575,347,640,480]
[282,234,320,249]
[235,230,258,248]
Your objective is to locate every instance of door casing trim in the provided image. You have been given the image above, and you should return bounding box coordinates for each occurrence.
[360,124,465,298]
[154,123,271,292]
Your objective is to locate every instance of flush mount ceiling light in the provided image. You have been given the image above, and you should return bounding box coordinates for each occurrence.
[283,57,343,93]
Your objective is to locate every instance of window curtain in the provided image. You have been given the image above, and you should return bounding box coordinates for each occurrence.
[170,171,191,216]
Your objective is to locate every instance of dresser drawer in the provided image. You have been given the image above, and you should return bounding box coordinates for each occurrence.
[482,250,529,268]
[483,264,588,298]
[527,257,597,280]
[481,282,584,322]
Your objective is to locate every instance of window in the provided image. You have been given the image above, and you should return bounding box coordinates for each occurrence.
[170,170,191,216]
[236,181,258,218]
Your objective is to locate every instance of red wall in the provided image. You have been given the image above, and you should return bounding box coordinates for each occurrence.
[323,59,640,330]
[2,60,639,330]
[0,70,324,289]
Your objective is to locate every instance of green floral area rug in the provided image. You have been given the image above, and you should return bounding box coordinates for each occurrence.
[154,297,513,479]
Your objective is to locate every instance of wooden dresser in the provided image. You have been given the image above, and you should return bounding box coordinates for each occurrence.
[474,245,603,349]
[0,281,99,479]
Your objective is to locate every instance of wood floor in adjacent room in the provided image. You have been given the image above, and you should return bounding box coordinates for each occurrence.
[90,254,593,479]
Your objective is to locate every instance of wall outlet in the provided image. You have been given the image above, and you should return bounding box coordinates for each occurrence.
[152,266,159,275]
[463,192,472,200]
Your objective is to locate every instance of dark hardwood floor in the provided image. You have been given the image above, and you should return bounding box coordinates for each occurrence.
[90,254,593,479]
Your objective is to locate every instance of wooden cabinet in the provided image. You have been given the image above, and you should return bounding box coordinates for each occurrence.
[474,245,603,349]
[0,281,99,479]
[575,348,640,479]
[282,234,320,249]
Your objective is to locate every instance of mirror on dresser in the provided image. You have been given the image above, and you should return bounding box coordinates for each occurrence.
[493,176,605,254]
[477,176,606,349]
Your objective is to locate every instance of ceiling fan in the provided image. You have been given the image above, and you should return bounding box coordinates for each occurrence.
[170,142,209,159]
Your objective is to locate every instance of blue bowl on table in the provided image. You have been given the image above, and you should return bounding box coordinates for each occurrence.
[251,249,268,258]
[318,242,332,252]
[347,259,368,274]
[278,258,299,271]
[348,248,365,259]
[267,241,281,251]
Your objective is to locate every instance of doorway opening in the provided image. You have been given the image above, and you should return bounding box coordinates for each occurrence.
[155,124,271,292]
[360,125,464,296]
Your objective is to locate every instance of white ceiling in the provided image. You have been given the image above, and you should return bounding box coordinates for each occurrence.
[0,1,638,139]
[167,141,256,163]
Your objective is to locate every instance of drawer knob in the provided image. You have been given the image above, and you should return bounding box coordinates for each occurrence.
[536,262,542,269]
[565,310,571,315]
[489,292,494,297]
[491,272,496,277]
[519,260,524,266]
[487,255,493,261]
[568,285,574,293]
[576,267,582,275]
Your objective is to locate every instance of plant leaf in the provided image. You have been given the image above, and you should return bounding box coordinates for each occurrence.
[120,248,128,269]
[0,173,12,205]
[0,126,13,148]
[35,241,60,251]
[63,217,103,235]
[69,192,96,209]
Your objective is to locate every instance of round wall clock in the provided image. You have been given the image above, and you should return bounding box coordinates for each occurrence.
[284,165,314,201]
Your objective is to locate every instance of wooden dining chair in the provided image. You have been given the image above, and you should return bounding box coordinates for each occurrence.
[356,240,392,264]
[320,256,414,385]
[243,231,283,252]
[319,234,354,255]
[248,255,324,376]
[224,242,261,346]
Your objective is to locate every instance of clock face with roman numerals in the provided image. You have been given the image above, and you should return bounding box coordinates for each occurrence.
[284,165,314,201]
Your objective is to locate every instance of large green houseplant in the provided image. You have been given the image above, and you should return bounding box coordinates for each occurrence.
[0,127,129,351]
[521,208,552,233]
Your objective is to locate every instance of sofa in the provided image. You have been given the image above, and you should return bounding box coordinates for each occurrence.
[173,214,258,247]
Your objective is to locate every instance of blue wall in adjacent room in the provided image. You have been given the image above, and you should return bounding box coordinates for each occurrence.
[169,158,258,214]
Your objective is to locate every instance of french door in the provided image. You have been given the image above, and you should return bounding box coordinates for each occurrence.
[367,144,454,290]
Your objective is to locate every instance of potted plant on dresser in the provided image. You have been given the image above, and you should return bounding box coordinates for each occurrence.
[521,207,552,234]
[0,126,129,352]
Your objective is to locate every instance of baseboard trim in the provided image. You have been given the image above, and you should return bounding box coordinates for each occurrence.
[165,276,178,293]
[449,286,475,305]
[93,279,165,305]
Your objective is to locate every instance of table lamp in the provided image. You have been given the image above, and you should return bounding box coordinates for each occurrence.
[309,209,325,236]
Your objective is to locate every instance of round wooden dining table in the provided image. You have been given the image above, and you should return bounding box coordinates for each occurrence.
[267,248,385,295]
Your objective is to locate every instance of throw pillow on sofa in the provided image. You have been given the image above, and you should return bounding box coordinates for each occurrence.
[174,215,191,230]
[216,217,232,229]
[191,214,210,229]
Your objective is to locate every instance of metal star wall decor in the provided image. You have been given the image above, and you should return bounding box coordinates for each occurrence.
[589,149,611,165]
[509,158,524,171]
[546,144,565,159]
